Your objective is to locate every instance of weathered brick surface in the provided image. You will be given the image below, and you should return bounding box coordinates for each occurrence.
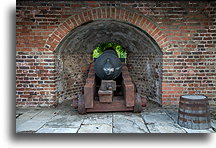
[127,54,162,105]
[16,1,216,107]
[16,51,56,107]
[56,53,92,103]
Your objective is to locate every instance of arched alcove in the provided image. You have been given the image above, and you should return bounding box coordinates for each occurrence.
[55,20,162,104]
[56,20,161,54]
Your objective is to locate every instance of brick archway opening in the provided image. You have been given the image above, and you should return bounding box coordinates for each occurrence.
[55,20,163,105]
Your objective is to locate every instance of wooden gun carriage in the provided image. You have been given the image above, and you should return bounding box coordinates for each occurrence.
[72,49,146,114]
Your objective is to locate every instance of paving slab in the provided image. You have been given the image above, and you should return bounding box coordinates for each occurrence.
[113,113,149,133]
[78,124,112,133]
[142,110,186,133]
[82,113,112,125]
[183,128,215,133]
[164,109,179,122]
[32,109,60,121]
[142,112,174,124]
[77,113,112,133]
[16,118,29,126]
[16,110,43,128]
[17,109,42,120]
[211,119,216,131]
[44,115,83,128]
[36,127,78,133]
[147,122,186,133]
[142,108,164,114]
[17,109,60,133]
[16,109,27,115]
[16,106,216,134]
[16,119,47,133]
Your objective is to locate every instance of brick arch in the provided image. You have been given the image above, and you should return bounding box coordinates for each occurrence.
[45,7,169,52]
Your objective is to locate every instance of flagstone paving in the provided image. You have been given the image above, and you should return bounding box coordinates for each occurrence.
[16,102,215,133]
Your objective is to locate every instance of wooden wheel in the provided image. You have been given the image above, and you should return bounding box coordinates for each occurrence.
[134,93,142,113]
[78,94,86,114]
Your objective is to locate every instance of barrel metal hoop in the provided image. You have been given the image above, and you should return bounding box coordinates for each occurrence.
[178,110,210,117]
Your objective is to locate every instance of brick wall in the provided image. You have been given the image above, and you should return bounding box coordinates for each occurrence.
[56,53,92,103]
[127,53,162,104]
[16,1,216,108]
[16,51,56,107]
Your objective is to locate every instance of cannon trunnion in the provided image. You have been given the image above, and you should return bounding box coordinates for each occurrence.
[72,49,146,114]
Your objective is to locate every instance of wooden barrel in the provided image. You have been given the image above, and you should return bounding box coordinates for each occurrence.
[178,95,210,129]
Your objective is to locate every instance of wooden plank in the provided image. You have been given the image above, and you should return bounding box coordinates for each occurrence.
[86,99,133,113]
[84,64,96,109]
[84,82,95,109]
[124,83,135,107]
[122,65,135,107]
[98,90,113,103]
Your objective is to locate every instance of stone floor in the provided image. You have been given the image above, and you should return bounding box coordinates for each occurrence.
[16,101,216,133]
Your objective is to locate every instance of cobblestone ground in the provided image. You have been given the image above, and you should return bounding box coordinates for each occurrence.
[16,101,215,133]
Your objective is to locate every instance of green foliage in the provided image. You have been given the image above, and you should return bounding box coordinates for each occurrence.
[93,42,127,58]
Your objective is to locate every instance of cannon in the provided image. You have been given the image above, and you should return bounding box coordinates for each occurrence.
[72,48,147,114]
[94,49,122,80]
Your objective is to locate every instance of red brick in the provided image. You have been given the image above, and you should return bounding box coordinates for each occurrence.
[16,1,216,107]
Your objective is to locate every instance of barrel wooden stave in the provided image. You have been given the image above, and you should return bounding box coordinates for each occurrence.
[177,95,210,129]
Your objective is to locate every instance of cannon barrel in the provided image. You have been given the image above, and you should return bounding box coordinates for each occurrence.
[94,49,122,80]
